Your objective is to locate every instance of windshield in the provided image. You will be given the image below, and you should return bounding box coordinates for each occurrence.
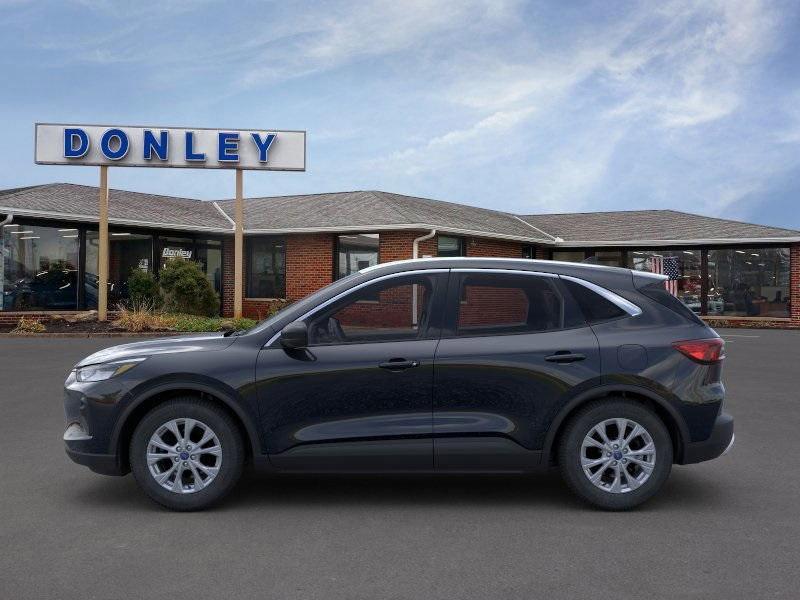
[241,271,363,336]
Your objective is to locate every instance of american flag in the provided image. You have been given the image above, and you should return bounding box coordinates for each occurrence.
[650,255,680,296]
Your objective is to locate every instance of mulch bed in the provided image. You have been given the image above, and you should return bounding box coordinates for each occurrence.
[0,317,172,335]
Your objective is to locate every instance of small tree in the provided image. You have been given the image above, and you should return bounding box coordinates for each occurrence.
[127,269,162,309]
[159,259,219,316]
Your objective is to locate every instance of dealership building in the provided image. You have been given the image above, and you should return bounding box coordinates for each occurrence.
[1,182,799,328]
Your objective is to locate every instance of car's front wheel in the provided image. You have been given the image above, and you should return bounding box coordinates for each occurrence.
[130,398,244,511]
[558,399,672,510]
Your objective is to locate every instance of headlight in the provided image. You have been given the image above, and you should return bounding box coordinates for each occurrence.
[75,358,146,382]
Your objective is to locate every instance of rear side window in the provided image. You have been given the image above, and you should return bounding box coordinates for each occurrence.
[562,279,627,324]
[639,281,706,326]
[454,273,584,336]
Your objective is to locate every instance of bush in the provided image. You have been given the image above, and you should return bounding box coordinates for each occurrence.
[11,317,46,334]
[169,314,257,333]
[159,259,219,316]
[127,269,162,308]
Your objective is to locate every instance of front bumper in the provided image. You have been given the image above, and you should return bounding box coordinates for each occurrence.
[65,445,126,476]
[679,411,734,464]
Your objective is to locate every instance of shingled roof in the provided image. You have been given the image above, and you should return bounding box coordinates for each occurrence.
[0,183,231,232]
[1,183,798,244]
[215,190,551,242]
[519,210,800,244]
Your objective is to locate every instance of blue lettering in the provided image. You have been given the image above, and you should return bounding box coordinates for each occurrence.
[185,131,205,161]
[143,130,168,160]
[251,133,276,162]
[218,132,239,162]
[64,128,89,158]
[100,128,129,160]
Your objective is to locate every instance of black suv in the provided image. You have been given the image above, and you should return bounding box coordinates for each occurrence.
[64,258,733,511]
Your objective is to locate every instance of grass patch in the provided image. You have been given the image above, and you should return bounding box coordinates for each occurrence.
[113,306,257,333]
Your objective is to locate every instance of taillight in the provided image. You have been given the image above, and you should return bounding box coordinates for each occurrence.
[672,338,725,364]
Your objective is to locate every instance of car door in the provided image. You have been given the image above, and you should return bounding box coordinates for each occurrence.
[433,269,602,471]
[255,270,448,472]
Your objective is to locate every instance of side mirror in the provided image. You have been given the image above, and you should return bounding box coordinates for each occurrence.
[280,320,308,349]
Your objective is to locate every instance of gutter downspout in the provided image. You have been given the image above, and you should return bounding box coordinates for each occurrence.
[0,214,10,299]
[412,229,436,326]
[0,213,12,227]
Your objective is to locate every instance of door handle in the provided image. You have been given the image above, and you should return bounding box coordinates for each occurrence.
[379,359,420,371]
[544,352,586,363]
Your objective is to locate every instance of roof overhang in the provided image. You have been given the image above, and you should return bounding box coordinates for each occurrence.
[549,237,800,246]
[0,206,231,234]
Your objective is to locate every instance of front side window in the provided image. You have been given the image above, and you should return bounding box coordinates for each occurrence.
[454,273,583,336]
[336,234,378,279]
[707,247,790,318]
[2,223,80,310]
[308,274,439,345]
[247,236,285,298]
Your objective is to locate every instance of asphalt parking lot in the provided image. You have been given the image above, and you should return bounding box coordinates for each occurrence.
[1,329,799,599]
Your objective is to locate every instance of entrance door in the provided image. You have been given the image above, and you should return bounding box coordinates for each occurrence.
[255,271,448,472]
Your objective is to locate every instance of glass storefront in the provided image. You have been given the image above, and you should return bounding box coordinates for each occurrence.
[707,248,790,318]
[629,249,702,311]
[2,223,80,310]
[85,230,154,308]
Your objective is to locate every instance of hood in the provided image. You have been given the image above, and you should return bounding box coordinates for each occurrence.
[75,333,237,367]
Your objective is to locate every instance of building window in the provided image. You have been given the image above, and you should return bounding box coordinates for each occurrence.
[593,250,623,267]
[551,250,586,263]
[336,234,379,279]
[247,237,285,298]
[2,223,80,310]
[706,248,790,318]
[438,235,465,257]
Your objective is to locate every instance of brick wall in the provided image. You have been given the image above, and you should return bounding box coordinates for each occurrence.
[792,243,800,324]
[466,237,526,258]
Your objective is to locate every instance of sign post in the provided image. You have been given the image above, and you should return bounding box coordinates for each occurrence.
[234,169,244,319]
[35,123,306,320]
[98,166,109,320]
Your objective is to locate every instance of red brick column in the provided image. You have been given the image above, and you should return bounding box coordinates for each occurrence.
[791,243,800,326]
[535,247,549,259]
[286,233,335,299]
[221,237,235,317]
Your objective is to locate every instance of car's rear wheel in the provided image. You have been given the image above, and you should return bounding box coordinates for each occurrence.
[130,398,244,511]
[558,398,672,510]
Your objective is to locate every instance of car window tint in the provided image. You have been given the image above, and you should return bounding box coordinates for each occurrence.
[562,279,627,323]
[455,273,579,336]
[308,275,435,345]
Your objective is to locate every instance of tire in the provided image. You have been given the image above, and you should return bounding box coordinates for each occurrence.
[130,398,244,511]
[558,398,672,510]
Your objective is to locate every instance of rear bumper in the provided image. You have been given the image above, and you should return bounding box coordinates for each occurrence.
[679,411,734,464]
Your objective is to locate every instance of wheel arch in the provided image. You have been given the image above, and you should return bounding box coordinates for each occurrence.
[543,384,688,466]
[112,380,262,473]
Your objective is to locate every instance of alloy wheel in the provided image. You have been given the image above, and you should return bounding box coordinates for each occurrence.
[580,418,656,494]
[146,418,222,494]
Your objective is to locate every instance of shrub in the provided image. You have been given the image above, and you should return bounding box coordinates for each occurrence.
[127,269,162,308]
[159,259,219,316]
[11,317,46,334]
